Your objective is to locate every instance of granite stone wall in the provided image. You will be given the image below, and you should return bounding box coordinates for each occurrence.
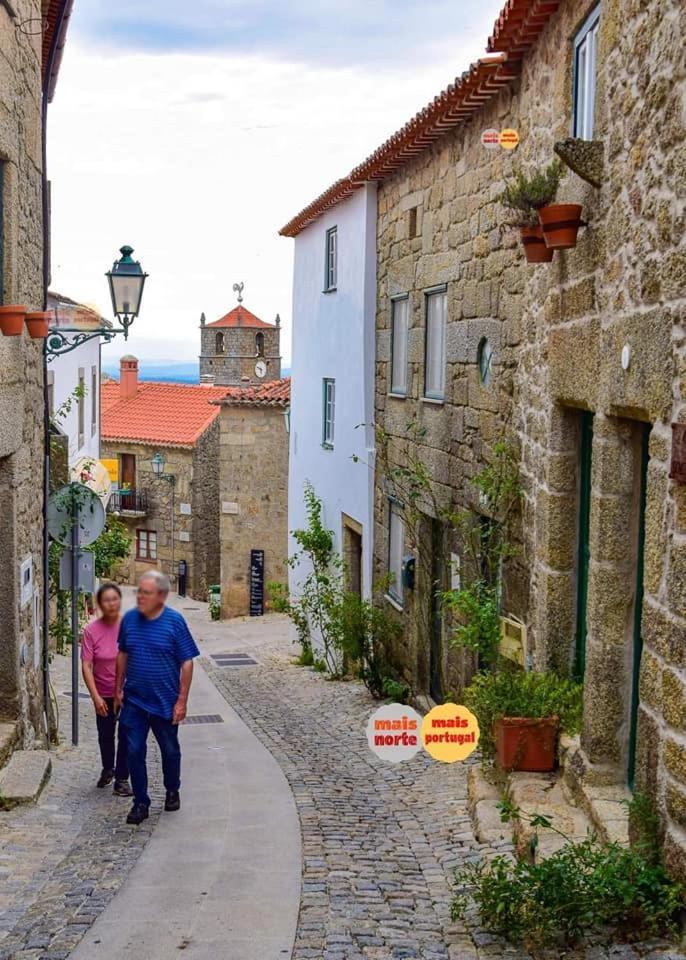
[373,0,685,870]
[191,419,220,595]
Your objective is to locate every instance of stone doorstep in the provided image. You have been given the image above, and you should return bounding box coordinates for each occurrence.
[561,735,631,846]
[467,765,511,844]
[0,749,51,809]
[0,721,20,770]
[508,770,595,862]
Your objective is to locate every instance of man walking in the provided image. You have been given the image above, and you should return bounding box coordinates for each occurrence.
[114,571,200,825]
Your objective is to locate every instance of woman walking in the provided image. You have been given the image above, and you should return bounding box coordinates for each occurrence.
[81,583,132,796]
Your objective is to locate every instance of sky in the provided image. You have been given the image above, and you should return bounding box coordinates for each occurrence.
[48,0,505,368]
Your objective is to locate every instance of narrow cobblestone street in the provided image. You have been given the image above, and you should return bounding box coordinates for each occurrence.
[0,600,684,960]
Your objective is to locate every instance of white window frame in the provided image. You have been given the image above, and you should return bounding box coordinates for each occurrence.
[136,529,157,561]
[390,296,409,396]
[90,365,97,436]
[324,226,337,292]
[322,378,335,448]
[77,368,85,449]
[387,500,405,606]
[572,6,600,140]
[424,287,447,401]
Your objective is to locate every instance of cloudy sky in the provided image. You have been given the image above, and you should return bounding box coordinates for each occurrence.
[48,0,504,368]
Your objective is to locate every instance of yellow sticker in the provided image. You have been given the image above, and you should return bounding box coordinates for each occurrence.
[499,128,520,150]
[421,704,480,763]
[100,459,119,483]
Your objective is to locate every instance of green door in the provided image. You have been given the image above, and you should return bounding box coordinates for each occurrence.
[574,412,594,681]
[627,424,650,790]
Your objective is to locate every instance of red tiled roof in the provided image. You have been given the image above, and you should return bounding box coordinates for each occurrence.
[214,378,291,408]
[42,0,74,101]
[206,305,273,329]
[279,0,559,237]
[101,380,228,448]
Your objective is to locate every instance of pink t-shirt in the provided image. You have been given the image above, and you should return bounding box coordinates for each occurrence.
[81,618,121,697]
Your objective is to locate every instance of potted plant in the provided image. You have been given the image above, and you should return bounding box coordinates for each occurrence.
[538,200,584,249]
[463,669,582,772]
[24,310,52,339]
[498,161,565,263]
[0,304,27,336]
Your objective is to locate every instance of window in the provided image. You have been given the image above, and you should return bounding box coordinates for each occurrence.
[91,365,97,435]
[136,529,157,561]
[390,297,409,396]
[424,288,447,400]
[324,226,337,291]
[322,378,335,447]
[573,6,600,139]
[215,332,225,353]
[408,207,418,238]
[255,332,265,357]
[477,338,493,386]
[388,501,405,605]
[77,368,85,449]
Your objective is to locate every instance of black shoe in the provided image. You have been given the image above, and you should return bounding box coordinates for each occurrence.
[97,768,114,788]
[164,790,180,812]
[126,802,149,825]
[113,779,133,797]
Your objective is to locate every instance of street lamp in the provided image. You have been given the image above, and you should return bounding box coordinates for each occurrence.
[151,452,177,585]
[46,245,148,360]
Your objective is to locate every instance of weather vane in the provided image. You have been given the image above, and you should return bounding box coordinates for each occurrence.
[232,282,244,304]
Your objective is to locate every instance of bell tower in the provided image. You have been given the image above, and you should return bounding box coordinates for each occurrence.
[198,283,282,386]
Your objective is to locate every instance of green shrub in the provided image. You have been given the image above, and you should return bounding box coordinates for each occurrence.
[498,159,565,226]
[335,589,403,698]
[463,669,583,759]
[381,676,411,704]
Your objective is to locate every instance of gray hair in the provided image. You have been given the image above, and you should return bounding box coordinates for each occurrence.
[139,570,170,595]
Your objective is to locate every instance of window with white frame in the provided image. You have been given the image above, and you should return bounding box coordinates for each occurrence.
[322,378,335,447]
[388,500,405,605]
[424,287,447,400]
[77,368,85,448]
[136,529,157,561]
[324,226,337,291]
[573,6,600,140]
[91,365,97,435]
[390,297,409,396]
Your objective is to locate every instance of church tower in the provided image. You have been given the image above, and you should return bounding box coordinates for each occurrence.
[199,283,282,386]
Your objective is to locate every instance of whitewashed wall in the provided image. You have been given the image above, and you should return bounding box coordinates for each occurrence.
[49,336,101,469]
[288,183,377,599]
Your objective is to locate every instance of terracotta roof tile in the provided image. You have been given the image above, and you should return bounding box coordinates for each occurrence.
[101,380,228,448]
[206,305,273,329]
[215,377,291,407]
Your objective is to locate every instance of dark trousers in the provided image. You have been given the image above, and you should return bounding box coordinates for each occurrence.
[120,700,181,808]
[96,697,129,781]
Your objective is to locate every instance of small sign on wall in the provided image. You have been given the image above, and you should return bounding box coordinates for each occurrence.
[670,424,686,483]
[179,531,191,542]
[180,503,192,515]
[20,556,33,608]
[222,501,239,515]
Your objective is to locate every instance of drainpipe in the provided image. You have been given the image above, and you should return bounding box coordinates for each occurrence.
[41,0,73,744]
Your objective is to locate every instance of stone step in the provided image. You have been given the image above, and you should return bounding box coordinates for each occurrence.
[508,770,595,862]
[0,720,20,770]
[467,765,511,844]
[561,735,631,846]
[0,749,51,809]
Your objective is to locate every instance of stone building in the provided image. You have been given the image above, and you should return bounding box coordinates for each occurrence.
[0,1,72,751]
[213,379,290,618]
[101,357,227,599]
[286,0,686,873]
[199,299,281,387]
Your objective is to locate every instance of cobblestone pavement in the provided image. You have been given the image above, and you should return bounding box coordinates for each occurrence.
[0,652,162,960]
[205,622,685,960]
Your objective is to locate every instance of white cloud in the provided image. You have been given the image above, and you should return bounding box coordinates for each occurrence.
[48,2,502,368]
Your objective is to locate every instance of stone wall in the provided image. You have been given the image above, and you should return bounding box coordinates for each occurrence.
[373,0,685,870]
[0,0,47,741]
[191,419,220,594]
[218,404,289,617]
[200,324,281,386]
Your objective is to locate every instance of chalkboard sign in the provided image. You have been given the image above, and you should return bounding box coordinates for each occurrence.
[249,549,265,617]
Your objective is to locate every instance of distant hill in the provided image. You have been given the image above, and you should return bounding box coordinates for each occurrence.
[102,361,290,384]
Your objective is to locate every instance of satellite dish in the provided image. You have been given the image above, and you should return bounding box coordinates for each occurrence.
[47,483,106,547]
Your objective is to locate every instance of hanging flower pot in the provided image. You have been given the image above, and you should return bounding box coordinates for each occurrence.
[494,716,559,772]
[24,311,52,339]
[520,225,554,263]
[538,204,584,249]
[0,305,27,336]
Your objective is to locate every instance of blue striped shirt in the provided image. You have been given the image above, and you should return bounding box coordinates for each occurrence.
[119,607,200,719]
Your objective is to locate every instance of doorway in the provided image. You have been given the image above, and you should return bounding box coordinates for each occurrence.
[574,412,594,680]
[627,423,650,789]
[341,514,363,598]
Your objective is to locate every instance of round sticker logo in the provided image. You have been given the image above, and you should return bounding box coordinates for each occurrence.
[499,128,520,150]
[421,704,480,763]
[481,128,500,149]
[366,703,423,763]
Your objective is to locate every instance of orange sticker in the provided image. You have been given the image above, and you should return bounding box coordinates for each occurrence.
[421,704,480,763]
[499,128,520,150]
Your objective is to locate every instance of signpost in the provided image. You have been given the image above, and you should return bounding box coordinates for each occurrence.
[249,549,265,617]
[47,483,105,745]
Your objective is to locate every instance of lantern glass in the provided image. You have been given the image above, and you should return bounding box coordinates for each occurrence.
[151,452,165,476]
[106,246,147,319]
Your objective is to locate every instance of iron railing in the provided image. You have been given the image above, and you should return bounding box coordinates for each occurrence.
[108,489,148,514]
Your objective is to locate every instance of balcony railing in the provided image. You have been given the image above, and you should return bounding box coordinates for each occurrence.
[108,489,148,515]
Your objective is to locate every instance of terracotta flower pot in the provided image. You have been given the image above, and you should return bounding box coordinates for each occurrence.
[519,225,554,263]
[538,204,584,249]
[24,311,52,339]
[0,305,27,336]
[494,716,559,772]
